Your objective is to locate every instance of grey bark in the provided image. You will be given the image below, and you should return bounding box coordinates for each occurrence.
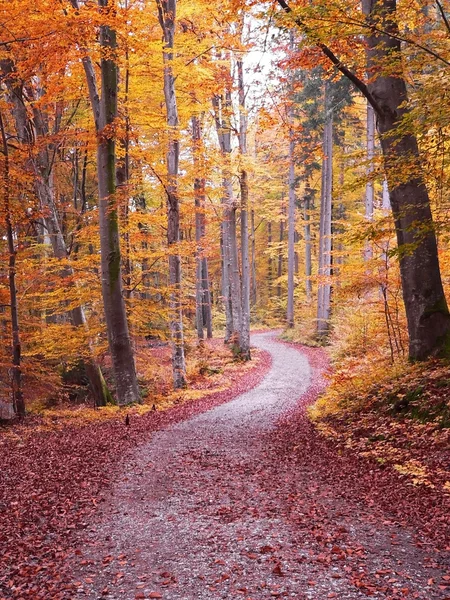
[303,186,312,302]
[286,31,296,328]
[213,92,242,347]
[286,131,296,328]
[362,0,450,359]
[277,213,284,299]
[157,0,186,387]
[237,57,251,360]
[192,115,213,341]
[382,179,390,211]
[0,111,25,418]
[316,110,333,338]
[364,101,375,260]
[268,221,273,294]
[250,209,257,305]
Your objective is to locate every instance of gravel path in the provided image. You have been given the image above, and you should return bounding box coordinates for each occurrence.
[76,332,449,600]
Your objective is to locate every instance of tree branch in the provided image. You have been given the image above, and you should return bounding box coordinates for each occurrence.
[275,0,384,116]
[436,0,450,36]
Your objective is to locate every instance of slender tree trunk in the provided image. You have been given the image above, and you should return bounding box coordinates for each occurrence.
[157,0,186,387]
[364,101,375,260]
[192,115,213,341]
[213,92,242,347]
[286,31,296,328]
[202,258,213,338]
[221,216,233,342]
[268,221,273,295]
[286,132,296,328]
[362,0,450,359]
[250,209,257,305]
[277,215,284,299]
[0,111,25,418]
[238,57,251,360]
[228,202,243,340]
[303,186,312,302]
[317,109,333,338]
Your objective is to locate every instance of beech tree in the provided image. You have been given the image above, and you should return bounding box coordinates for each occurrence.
[316,102,333,338]
[192,114,213,341]
[156,0,187,388]
[277,0,450,360]
[213,87,244,352]
[237,56,251,360]
[72,0,141,404]
[0,111,24,418]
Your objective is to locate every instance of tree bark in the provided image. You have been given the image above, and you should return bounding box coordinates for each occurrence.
[157,0,186,388]
[286,131,296,328]
[0,111,25,418]
[213,92,242,348]
[362,0,450,359]
[268,221,273,295]
[250,209,257,306]
[277,214,284,299]
[192,115,213,341]
[317,109,333,338]
[237,57,251,360]
[364,101,375,261]
[303,186,312,302]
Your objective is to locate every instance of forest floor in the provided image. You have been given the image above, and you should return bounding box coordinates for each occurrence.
[70,332,448,600]
[1,332,450,600]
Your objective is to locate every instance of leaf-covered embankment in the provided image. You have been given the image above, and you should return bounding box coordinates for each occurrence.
[282,342,450,550]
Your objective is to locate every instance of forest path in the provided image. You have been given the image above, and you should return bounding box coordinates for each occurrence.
[77,332,449,600]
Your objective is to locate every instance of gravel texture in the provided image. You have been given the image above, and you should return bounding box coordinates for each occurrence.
[74,332,450,600]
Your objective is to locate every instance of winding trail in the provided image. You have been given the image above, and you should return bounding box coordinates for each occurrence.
[77,332,449,600]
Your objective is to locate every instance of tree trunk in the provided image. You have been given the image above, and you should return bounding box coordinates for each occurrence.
[317,109,333,338]
[0,111,25,418]
[382,179,390,211]
[221,215,233,342]
[286,131,296,328]
[202,257,213,338]
[363,0,450,359]
[213,91,242,348]
[250,209,257,306]
[192,115,213,341]
[157,0,186,388]
[364,101,375,260]
[96,4,141,402]
[303,186,312,302]
[268,221,273,295]
[238,57,251,360]
[277,215,284,299]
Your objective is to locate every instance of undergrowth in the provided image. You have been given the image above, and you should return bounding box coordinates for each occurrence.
[310,358,450,493]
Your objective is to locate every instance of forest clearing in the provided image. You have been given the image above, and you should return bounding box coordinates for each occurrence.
[1,0,450,597]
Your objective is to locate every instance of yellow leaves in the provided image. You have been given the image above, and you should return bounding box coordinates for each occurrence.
[393,460,435,488]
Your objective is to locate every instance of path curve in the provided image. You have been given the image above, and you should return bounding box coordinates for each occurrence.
[77,332,449,600]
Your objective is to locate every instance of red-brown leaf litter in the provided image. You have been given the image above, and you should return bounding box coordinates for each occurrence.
[1,333,449,600]
[0,348,271,600]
